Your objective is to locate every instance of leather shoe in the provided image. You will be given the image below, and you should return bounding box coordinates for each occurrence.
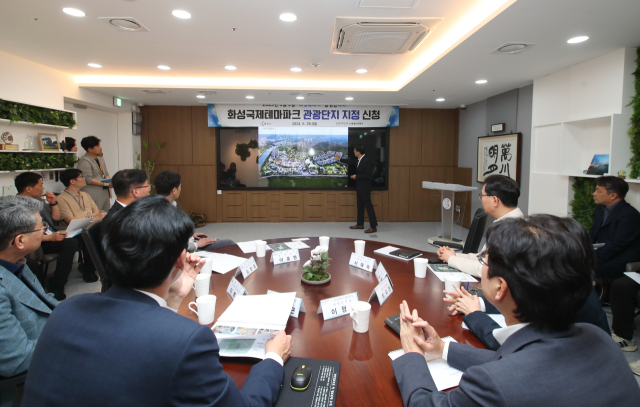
[364,227,377,233]
[350,225,364,230]
[45,279,66,301]
[79,264,99,283]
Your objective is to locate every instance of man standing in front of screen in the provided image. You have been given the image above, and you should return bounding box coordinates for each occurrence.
[336,145,377,233]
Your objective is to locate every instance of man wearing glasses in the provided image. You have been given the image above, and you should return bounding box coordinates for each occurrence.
[0,196,58,377]
[103,169,151,223]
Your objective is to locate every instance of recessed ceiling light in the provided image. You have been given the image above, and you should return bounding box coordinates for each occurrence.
[172,10,191,19]
[88,63,102,68]
[279,13,297,22]
[157,65,170,70]
[567,36,589,44]
[475,79,488,84]
[63,8,85,17]
[196,95,205,99]
[436,98,445,102]
[246,96,254,99]
[356,69,368,74]
[225,65,237,70]
[345,97,354,101]
[296,96,304,100]
[291,67,302,72]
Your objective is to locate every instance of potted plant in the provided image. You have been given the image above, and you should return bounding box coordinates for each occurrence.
[301,246,332,285]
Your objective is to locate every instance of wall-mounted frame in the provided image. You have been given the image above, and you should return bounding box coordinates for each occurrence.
[477,133,522,183]
[38,133,60,151]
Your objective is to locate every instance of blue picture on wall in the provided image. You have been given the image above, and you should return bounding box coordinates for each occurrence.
[586,154,609,175]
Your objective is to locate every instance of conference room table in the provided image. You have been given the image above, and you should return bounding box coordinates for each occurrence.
[178,237,485,406]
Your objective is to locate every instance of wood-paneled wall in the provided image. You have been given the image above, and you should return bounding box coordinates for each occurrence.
[141,106,472,227]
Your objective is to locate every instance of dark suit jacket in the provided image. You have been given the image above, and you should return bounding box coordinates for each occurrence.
[101,200,125,227]
[340,154,374,192]
[22,285,284,406]
[392,324,640,407]
[589,200,640,277]
[463,288,610,350]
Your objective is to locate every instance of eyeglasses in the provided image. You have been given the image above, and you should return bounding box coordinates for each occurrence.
[478,193,492,201]
[134,184,151,190]
[21,222,48,235]
[477,250,488,267]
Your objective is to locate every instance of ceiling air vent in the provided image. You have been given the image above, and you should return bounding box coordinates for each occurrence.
[141,89,165,94]
[491,43,536,55]
[306,92,324,97]
[331,17,441,55]
[99,17,150,32]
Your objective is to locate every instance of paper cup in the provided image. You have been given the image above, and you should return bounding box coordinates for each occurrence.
[350,301,371,333]
[189,294,216,325]
[354,240,366,255]
[444,275,462,298]
[414,258,429,278]
[255,241,267,258]
[194,273,211,297]
[200,258,213,275]
[319,236,330,248]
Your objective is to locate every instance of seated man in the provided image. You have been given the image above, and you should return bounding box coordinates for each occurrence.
[393,215,640,406]
[15,172,78,300]
[103,169,150,223]
[22,196,291,406]
[437,174,523,277]
[590,176,640,281]
[154,170,235,250]
[0,196,58,377]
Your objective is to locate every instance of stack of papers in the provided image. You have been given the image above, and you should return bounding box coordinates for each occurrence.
[428,265,478,283]
[194,251,247,274]
[236,240,263,254]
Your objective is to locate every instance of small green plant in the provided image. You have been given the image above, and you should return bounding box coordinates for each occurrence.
[0,99,76,129]
[302,246,332,282]
[628,48,640,179]
[0,152,78,172]
[135,140,166,182]
[570,177,597,230]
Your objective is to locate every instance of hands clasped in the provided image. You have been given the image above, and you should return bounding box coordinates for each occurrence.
[443,285,481,316]
[399,300,445,358]
[436,246,456,262]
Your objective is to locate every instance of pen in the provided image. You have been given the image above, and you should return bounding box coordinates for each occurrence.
[465,282,469,290]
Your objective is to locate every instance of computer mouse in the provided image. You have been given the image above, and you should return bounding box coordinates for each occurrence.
[290,365,312,391]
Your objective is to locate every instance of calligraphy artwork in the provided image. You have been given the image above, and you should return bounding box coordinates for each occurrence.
[477,133,521,183]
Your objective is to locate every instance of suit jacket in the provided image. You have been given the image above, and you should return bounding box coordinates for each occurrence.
[22,285,284,406]
[589,200,640,271]
[0,264,56,377]
[392,323,640,407]
[102,200,125,226]
[340,154,374,192]
[463,288,610,350]
[77,154,111,204]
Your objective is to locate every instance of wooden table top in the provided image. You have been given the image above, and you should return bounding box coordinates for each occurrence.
[178,236,484,406]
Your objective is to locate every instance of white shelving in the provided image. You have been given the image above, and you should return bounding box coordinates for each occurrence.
[0,168,69,174]
[0,117,77,130]
[0,150,77,154]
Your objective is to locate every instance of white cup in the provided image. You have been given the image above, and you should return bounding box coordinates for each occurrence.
[444,275,462,298]
[255,241,267,258]
[414,258,429,278]
[194,273,211,297]
[189,294,217,325]
[354,240,365,255]
[200,258,213,275]
[350,301,372,333]
[319,236,330,248]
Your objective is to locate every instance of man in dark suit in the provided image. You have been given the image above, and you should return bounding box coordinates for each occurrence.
[393,215,640,406]
[335,145,378,233]
[102,169,150,225]
[22,196,292,407]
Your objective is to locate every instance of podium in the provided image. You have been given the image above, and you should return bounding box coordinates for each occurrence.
[422,181,478,248]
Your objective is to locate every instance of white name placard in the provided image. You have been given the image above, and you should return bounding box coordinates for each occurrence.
[317,292,359,320]
[270,249,301,265]
[226,277,248,300]
[374,263,393,287]
[267,290,306,318]
[235,256,258,279]
[368,277,393,305]
[348,253,378,272]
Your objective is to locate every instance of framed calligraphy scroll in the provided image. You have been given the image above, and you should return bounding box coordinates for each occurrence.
[477,133,522,183]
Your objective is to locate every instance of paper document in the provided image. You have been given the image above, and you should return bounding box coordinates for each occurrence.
[236,240,263,254]
[624,272,640,285]
[428,265,478,283]
[373,246,421,262]
[462,314,506,330]
[388,337,462,391]
[194,251,247,274]
[64,217,93,238]
[282,241,310,250]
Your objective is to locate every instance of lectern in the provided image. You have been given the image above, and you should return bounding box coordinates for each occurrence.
[422,181,478,248]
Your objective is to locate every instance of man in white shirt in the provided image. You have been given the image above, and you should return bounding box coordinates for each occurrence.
[437,174,523,277]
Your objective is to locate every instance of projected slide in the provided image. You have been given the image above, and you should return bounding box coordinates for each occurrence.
[258,127,349,187]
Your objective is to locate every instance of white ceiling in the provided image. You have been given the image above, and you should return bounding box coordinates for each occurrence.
[1,0,639,108]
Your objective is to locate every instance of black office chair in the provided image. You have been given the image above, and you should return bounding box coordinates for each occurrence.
[0,371,27,407]
[81,221,111,293]
[461,208,488,254]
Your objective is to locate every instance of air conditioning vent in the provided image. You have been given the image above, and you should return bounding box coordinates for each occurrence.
[99,17,150,32]
[307,92,324,97]
[141,89,165,94]
[331,17,441,55]
[491,43,536,55]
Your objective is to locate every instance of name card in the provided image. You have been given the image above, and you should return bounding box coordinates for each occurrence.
[317,292,358,320]
[268,290,306,318]
[270,249,300,265]
[348,253,378,272]
[368,277,393,305]
[226,277,248,300]
[235,256,258,279]
[374,263,393,287]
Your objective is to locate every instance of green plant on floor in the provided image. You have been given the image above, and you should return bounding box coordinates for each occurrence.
[302,246,332,282]
[570,177,597,230]
[0,152,78,172]
[0,99,77,129]
[628,48,640,179]
[135,140,166,182]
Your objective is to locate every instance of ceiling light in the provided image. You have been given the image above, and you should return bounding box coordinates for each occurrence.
[63,8,85,17]
[196,95,205,99]
[475,79,487,84]
[567,36,589,44]
[225,65,237,70]
[157,65,170,70]
[345,97,354,101]
[436,98,445,102]
[88,63,102,68]
[356,69,368,74]
[296,96,304,100]
[279,13,297,22]
[290,67,302,72]
[246,96,254,99]
[172,10,191,19]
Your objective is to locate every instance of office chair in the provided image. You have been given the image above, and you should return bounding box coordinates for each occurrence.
[462,208,488,254]
[81,221,111,293]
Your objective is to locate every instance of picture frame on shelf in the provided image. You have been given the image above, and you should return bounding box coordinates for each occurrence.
[477,133,522,183]
[38,133,60,151]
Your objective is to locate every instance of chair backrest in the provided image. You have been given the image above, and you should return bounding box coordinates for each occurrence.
[81,220,111,293]
[462,208,488,254]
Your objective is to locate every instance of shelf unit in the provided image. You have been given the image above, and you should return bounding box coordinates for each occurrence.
[0,117,77,130]
[0,150,77,154]
[0,168,70,174]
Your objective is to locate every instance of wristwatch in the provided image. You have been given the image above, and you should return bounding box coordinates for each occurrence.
[50,202,58,206]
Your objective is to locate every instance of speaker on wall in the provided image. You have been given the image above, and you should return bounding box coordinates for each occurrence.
[132,123,141,135]
[132,111,142,135]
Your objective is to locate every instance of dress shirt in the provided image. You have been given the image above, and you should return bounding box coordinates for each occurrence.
[115,200,128,207]
[357,154,364,168]
[478,297,487,312]
[602,200,621,225]
[441,322,529,360]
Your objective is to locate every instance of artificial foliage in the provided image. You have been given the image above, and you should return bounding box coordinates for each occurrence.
[0,152,78,172]
[628,48,640,179]
[0,99,76,129]
[570,177,597,230]
[135,140,166,183]
[302,247,332,282]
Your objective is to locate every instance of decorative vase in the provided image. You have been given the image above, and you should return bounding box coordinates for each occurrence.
[301,272,331,285]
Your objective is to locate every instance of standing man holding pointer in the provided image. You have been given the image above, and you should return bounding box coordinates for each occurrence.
[336,145,378,233]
